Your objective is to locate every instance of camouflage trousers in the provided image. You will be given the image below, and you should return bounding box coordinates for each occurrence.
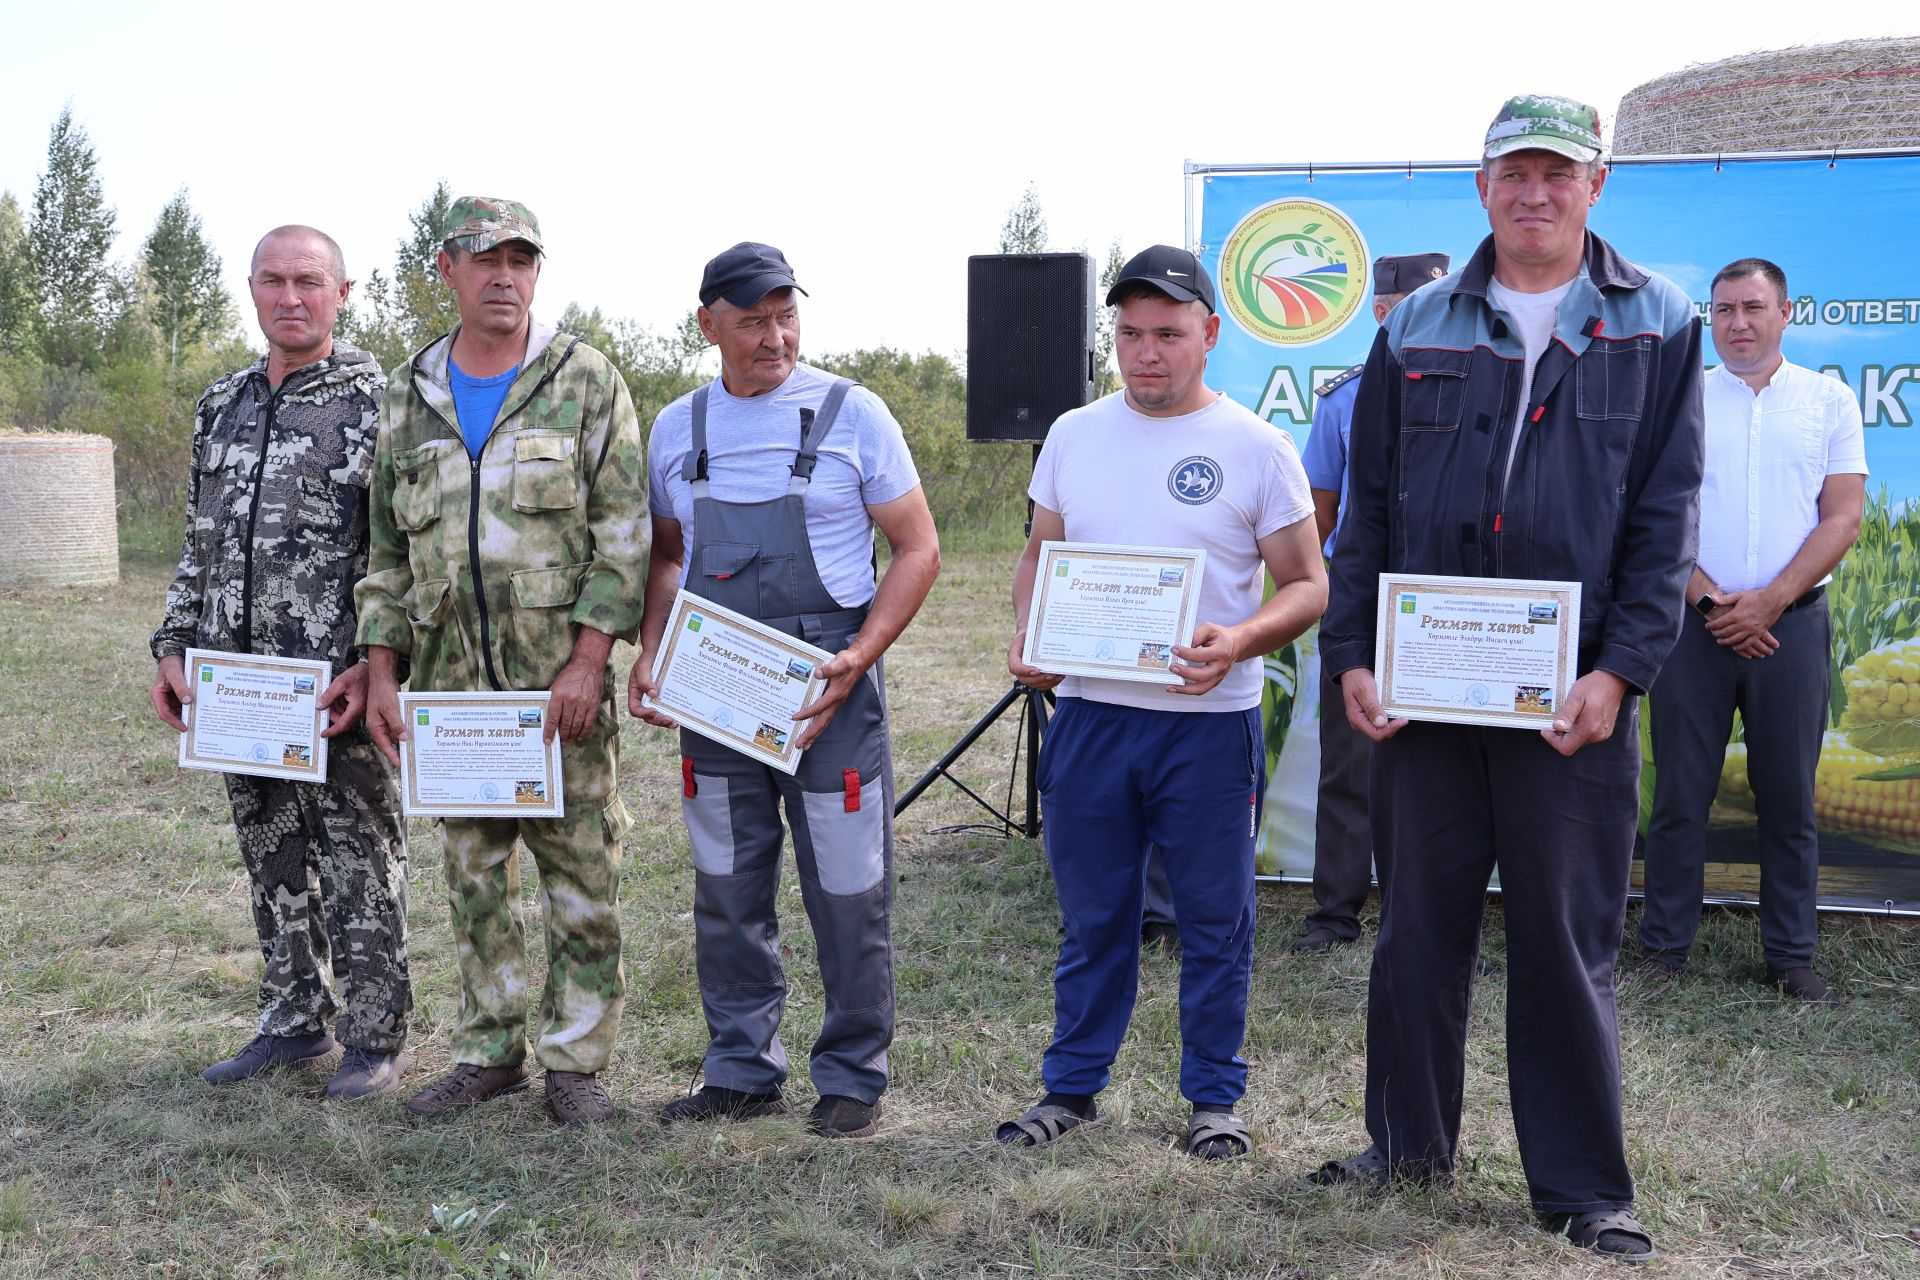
[440,708,632,1074]
[225,727,411,1053]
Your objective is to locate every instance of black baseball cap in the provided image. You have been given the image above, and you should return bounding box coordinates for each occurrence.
[698,242,809,308]
[1372,253,1451,295]
[1105,245,1216,313]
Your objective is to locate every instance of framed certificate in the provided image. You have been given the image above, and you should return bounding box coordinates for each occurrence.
[398,692,564,818]
[1023,541,1207,684]
[178,648,331,783]
[642,590,832,775]
[1374,573,1582,729]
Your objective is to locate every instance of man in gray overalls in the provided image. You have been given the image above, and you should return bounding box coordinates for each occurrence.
[630,243,941,1139]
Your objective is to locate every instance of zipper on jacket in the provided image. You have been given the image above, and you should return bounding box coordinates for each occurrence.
[408,338,577,694]
[237,384,281,653]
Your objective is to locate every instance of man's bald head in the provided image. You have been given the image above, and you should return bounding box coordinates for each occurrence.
[251,225,347,286]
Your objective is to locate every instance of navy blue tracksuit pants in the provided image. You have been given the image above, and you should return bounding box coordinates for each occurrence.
[1367,709,1640,1214]
[1038,697,1264,1107]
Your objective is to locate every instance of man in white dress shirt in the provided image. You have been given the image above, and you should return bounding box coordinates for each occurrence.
[1635,257,1866,1003]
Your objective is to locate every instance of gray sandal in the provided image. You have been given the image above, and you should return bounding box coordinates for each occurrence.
[1187,1111,1251,1159]
[995,1102,1099,1147]
[1548,1209,1657,1262]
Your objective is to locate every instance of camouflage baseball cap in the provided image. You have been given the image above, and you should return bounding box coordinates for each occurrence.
[441,196,544,254]
[1483,94,1604,164]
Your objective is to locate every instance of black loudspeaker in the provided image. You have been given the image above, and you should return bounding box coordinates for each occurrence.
[966,252,1095,442]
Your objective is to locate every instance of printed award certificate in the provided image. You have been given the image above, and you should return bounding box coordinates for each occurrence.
[178,648,331,783]
[398,692,564,818]
[642,589,832,775]
[1374,573,1582,729]
[1022,541,1207,684]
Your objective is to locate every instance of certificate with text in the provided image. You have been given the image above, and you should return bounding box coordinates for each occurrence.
[1374,573,1581,729]
[178,649,331,784]
[1023,542,1207,684]
[643,590,832,775]
[399,692,564,818]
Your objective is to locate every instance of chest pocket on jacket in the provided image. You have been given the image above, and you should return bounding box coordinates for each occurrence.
[512,430,580,512]
[390,442,443,532]
[1575,336,1649,421]
[1399,349,1471,432]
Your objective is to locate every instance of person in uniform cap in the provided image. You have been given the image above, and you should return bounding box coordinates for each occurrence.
[997,245,1325,1159]
[1306,95,1703,1262]
[151,225,412,1100]
[357,195,648,1125]
[1292,251,1448,954]
[630,241,940,1140]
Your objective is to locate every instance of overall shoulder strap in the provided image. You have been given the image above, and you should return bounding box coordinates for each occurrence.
[787,378,858,495]
[682,383,712,491]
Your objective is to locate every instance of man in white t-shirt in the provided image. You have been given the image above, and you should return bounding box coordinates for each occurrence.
[628,243,941,1139]
[995,246,1325,1159]
[1635,257,1865,1004]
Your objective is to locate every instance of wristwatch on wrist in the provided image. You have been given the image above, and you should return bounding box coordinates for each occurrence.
[1692,593,1717,617]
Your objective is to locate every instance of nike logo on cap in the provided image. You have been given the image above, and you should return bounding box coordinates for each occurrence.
[1167,270,1188,277]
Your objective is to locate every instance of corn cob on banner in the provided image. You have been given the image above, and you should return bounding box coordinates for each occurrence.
[1189,152,1920,914]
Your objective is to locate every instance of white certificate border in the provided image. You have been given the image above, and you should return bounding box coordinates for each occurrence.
[398,691,565,818]
[178,648,332,784]
[1024,541,1208,684]
[1373,572,1582,729]
[644,589,834,776]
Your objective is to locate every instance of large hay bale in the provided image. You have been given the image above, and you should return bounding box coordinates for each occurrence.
[1615,37,1920,156]
[0,431,120,589]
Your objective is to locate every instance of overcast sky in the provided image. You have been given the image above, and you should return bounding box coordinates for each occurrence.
[2,2,1911,360]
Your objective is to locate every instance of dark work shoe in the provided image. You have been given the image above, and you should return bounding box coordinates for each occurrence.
[808,1094,882,1139]
[659,1084,790,1126]
[1290,926,1352,954]
[403,1063,531,1116]
[1141,920,1183,956]
[1621,951,1687,993]
[325,1048,406,1101]
[1767,965,1842,1005]
[546,1070,613,1125]
[202,1031,337,1085]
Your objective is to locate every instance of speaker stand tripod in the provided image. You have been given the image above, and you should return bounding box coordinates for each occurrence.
[894,472,1053,838]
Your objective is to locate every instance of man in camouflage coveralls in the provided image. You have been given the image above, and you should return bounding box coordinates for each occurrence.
[150,225,411,1101]
[357,197,646,1125]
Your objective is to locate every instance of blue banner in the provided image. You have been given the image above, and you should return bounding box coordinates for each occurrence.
[1198,154,1920,912]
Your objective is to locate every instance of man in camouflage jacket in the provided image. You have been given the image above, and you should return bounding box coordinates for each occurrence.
[357,197,646,1125]
[151,225,411,1102]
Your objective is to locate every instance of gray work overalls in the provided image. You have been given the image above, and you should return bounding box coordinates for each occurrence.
[678,378,896,1104]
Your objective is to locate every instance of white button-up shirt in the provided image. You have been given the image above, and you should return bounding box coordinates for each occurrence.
[1697,360,1867,593]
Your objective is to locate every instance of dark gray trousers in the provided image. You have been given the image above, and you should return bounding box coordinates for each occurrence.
[1366,710,1640,1214]
[1306,664,1374,937]
[1640,599,1829,968]
[681,662,896,1104]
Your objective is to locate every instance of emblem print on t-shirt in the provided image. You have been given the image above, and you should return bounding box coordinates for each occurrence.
[1167,455,1223,505]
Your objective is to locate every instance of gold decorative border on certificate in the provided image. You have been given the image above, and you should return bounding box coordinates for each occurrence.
[646,590,833,775]
[398,691,564,819]
[178,649,331,784]
[1025,542,1208,684]
[1373,573,1582,729]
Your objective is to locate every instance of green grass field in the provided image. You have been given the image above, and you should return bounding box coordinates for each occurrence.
[2,552,1917,1279]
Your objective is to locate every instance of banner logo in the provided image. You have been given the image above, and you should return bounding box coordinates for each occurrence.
[1220,199,1368,346]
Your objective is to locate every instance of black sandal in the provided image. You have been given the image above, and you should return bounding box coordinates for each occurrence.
[1545,1209,1657,1262]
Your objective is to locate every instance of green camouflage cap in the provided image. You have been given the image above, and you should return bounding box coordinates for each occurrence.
[1483,94,1603,164]
[442,195,544,254]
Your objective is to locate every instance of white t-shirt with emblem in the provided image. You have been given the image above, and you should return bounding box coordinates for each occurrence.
[1028,389,1314,712]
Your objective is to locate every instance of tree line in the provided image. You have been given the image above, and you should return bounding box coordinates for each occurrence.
[0,111,1113,555]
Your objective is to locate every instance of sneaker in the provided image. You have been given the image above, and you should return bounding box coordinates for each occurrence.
[403,1063,531,1116]
[1290,926,1352,954]
[202,1031,337,1085]
[546,1070,613,1125]
[808,1094,882,1139]
[659,1084,790,1126]
[325,1048,406,1101]
[1141,920,1182,956]
[1767,965,1841,1005]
